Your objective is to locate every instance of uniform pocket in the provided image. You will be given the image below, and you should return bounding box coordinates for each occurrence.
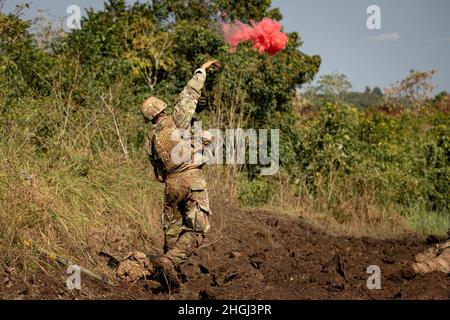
[183,205,211,234]
[187,173,207,192]
[183,190,212,234]
[190,180,206,192]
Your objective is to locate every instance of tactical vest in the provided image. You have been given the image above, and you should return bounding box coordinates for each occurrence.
[152,122,187,175]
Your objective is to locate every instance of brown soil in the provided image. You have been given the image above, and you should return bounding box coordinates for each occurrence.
[1,205,449,300]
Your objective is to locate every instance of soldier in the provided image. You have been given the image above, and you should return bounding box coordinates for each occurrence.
[397,232,450,279]
[412,238,450,275]
[140,60,221,288]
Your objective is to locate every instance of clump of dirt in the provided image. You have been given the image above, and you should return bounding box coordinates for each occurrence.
[1,205,449,300]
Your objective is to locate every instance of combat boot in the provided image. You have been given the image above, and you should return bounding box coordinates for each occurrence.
[151,256,181,290]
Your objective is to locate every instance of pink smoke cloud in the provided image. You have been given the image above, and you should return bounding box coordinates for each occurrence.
[222,18,289,56]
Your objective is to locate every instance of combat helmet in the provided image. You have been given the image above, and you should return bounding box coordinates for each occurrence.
[140,97,168,121]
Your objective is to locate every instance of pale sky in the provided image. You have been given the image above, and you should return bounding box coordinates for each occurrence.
[3,0,450,92]
[275,0,450,92]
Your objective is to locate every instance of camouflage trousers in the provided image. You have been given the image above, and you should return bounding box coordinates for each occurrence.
[162,169,211,266]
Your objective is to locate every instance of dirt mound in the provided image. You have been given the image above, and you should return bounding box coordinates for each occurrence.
[1,206,449,300]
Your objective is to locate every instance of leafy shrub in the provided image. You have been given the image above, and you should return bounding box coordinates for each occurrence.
[238,178,273,207]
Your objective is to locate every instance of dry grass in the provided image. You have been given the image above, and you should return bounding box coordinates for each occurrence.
[0,139,164,279]
[205,168,417,239]
[238,172,426,239]
[265,192,413,239]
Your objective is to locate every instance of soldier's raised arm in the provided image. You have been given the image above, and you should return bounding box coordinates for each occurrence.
[173,60,221,129]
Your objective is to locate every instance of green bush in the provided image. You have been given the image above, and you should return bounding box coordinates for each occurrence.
[238,178,273,207]
[289,102,449,217]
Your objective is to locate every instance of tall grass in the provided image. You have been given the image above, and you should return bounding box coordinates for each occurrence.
[0,124,163,278]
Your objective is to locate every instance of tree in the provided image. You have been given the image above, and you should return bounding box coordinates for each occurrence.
[217,0,282,22]
[0,2,52,98]
[372,87,383,97]
[341,91,383,109]
[384,70,436,109]
[304,73,352,106]
[317,73,352,98]
[0,1,30,46]
[55,0,320,123]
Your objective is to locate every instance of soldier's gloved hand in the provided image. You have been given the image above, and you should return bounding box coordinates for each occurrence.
[201,60,221,71]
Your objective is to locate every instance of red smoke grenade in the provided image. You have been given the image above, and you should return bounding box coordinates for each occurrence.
[222,18,289,55]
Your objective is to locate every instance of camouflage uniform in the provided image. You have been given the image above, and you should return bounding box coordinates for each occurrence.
[144,68,212,266]
[412,240,450,274]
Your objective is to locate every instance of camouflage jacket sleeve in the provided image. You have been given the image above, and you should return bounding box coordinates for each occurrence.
[144,133,165,183]
[172,68,206,130]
